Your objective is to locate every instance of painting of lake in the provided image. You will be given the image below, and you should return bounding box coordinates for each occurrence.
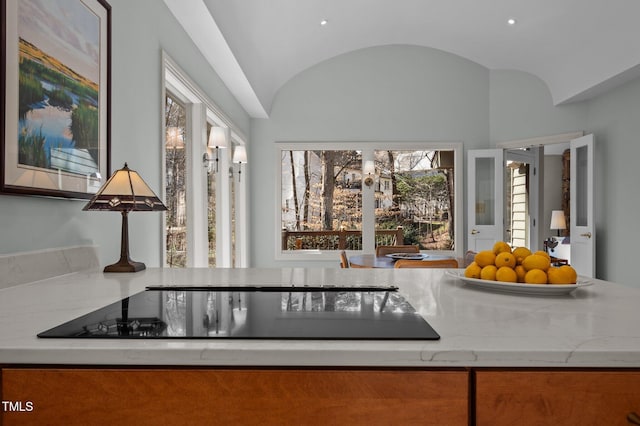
[18,0,100,176]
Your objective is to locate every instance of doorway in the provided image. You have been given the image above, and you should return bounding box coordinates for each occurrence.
[467,132,595,277]
[469,131,595,277]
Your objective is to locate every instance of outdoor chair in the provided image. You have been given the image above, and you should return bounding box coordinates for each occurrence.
[393,258,459,268]
[375,245,420,257]
[464,250,477,267]
[339,250,350,268]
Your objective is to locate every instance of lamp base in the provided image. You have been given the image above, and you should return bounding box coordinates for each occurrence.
[103,210,146,273]
[104,259,146,273]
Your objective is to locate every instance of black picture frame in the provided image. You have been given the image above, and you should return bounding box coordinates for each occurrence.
[1,0,111,199]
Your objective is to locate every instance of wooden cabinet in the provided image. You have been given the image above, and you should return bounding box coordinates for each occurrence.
[5,366,640,425]
[1,368,469,425]
[476,370,640,426]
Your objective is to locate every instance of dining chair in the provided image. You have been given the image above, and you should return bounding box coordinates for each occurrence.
[375,245,420,257]
[339,250,350,268]
[464,250,477,267]
[393,258,459,268]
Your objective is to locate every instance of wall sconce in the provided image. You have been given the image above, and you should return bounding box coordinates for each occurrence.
[550,210,567,237]
[83,163,167,272]
[232,145,247,182]
[363,160,375,187]
[202,126,228,172]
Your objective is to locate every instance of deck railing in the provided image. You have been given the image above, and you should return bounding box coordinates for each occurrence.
[281,227,404,251]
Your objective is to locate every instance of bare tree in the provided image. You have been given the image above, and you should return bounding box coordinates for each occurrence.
[303,151,310,229]
[288,151,301,230]
[321,151,336,230]
[165,94,187,267]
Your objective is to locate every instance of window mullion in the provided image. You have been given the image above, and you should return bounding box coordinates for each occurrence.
[361,149,375,253]
[186,103,208,267]
[216,129,233,267]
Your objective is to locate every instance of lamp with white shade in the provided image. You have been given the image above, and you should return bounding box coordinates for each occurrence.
[550,210,567,237]
[165,127,184,150]
[202,126,228,172]
[232,145,247,181]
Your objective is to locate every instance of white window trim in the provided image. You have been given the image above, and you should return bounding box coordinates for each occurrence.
[275,141,463,261]
[161,51,249,268]
[233,160,249,267]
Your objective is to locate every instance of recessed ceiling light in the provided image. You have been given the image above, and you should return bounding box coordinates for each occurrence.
[507,18,517,26]
[320,19,328,26]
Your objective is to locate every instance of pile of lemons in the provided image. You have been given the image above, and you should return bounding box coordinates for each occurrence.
[465,241,578,285]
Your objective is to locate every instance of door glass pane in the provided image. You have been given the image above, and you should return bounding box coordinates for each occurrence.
[281,150,362,251]
[575,145,588,226]
[373,150,455,250]
[165,93,187,267]
[206,123,216,267]
[475,157,495,226]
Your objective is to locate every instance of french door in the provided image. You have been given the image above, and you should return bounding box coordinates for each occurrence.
[467,135,595,277]
[570,134,595,277]
[466,149,503,252]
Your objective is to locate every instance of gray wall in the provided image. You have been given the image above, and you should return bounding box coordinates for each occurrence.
[490,69,640,286]
[250,45,491,268]
[585,75,640,286]
[489,70,587,142]
[0,0,250,267]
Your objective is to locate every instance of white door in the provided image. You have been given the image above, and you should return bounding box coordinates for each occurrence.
[570,134,595,277]
[467,149,504,252]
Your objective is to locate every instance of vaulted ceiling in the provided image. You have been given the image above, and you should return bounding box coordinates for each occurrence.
[164,0,640,118]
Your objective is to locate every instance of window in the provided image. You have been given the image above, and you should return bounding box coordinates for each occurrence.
[165,93,187,267]
[163,52,248,268]
[281,149,363,250]
[373,149,455,250]
[277,142,462,260]
[206,123,217,267]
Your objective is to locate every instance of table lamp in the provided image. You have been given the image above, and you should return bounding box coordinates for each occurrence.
[83,163,167,272]
[550,210,567,237]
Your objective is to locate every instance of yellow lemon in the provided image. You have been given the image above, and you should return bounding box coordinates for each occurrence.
[546,267,563,284]
[533,250,551,260]
[464,262,482,279]
[475,250,496,268]
[512,247,532,264]
[480,265,498,281]
[495,266,517,283]
[560,265,578,283]
[524,268,548,284]
[514,265,527,283]
[548,265,578,284]
[493,241,512,255]
[495,252,516,269]
[521,254,551,272]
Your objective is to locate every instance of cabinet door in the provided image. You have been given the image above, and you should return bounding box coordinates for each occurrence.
[476,370,640,426]
[2,368,469,425]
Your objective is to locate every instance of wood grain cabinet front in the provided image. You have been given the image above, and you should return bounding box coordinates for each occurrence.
[1,368,469,426]
[475,370,640,426]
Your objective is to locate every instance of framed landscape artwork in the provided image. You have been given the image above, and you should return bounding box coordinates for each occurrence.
[1,0,111,199]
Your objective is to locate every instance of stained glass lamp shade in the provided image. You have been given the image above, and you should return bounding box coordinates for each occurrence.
[83,163,167,272]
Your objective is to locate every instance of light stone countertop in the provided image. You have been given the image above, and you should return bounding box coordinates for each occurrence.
[1,267,638,368]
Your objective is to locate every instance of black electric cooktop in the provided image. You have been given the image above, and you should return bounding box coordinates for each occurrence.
[38,285,439,340]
